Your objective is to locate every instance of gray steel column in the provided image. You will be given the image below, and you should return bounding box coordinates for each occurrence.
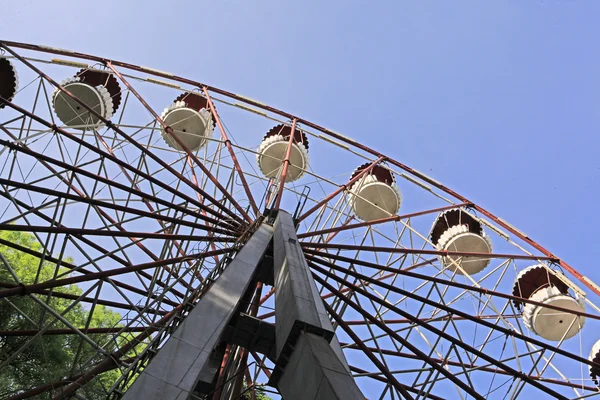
[123,222,274,400]
[271,210,364,400]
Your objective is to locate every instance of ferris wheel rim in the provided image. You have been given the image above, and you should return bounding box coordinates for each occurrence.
[0,39,587,295]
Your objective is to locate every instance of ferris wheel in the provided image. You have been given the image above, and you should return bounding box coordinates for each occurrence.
[0,40,599,400]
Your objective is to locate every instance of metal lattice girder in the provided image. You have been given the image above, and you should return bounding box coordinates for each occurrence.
[1,41,599,399]
[270,210,364,399]
[122,223,274,400]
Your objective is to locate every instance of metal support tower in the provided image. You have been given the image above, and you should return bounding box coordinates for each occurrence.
[123,222,273,399]
[123,211,363,399]
[270,211,363,399]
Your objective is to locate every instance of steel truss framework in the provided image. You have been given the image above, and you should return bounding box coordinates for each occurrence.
[0,40,599,400]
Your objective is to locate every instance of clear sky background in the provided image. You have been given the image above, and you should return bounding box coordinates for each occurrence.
[2,1,599,283]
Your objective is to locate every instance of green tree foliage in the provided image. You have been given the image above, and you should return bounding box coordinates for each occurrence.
[0,230,270,399]
[0,230,127,399]
[241,379,273,400]
[246,388,272,400]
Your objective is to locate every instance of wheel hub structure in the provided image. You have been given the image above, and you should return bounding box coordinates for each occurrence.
[0,41,599,400]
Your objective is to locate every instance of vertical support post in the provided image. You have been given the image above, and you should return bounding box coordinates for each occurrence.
[273,118,298,210]
[270,210,364,400]
[122,223,274,400]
